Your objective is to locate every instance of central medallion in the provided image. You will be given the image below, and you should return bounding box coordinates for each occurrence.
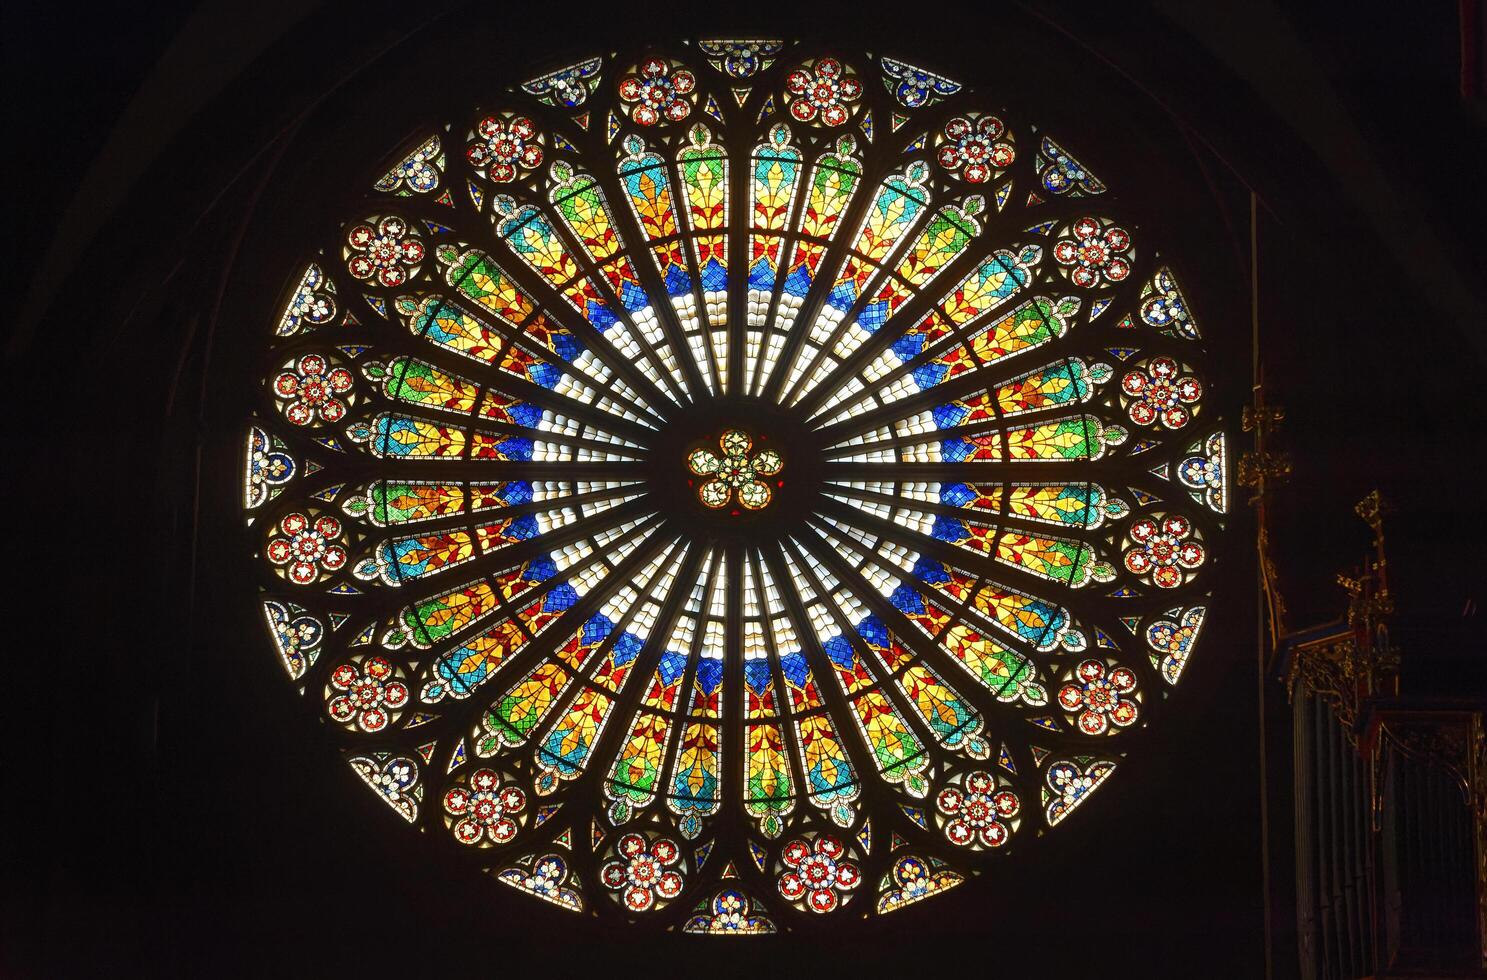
[687,429,784,510]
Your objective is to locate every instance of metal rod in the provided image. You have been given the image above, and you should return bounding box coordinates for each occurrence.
[1253,189,1275,980]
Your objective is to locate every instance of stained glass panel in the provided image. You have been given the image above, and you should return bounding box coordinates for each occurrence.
[243,38,1227,930]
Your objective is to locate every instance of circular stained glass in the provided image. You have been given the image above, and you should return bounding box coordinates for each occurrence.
[243,38,1228,932]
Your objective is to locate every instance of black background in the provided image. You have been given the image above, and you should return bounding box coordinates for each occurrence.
[5,1,1484,976]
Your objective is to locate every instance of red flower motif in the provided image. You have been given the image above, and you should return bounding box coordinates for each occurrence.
[1057,659,1140,735]
[326,655,408,732]
[936,115,1014,184]
[265,512,348,585]
[346,215,425,288]
[936,771,1020,848]
[272,353,354,426]
[777,834,861,913]
[1053,216,1132,287]
[1124,514,1205,589]
[617,59,696,126]
[785,58,862,127]
[466,115,543,183]
[443,768,527,845]
[1121,356,1202,429]
[600,832,685,911]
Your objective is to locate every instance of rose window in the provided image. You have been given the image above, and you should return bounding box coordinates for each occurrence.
[243,38,1229,932]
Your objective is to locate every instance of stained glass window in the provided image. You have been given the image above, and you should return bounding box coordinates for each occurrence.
[243,38,1228,930]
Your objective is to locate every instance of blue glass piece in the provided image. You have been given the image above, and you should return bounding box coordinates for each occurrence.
[663,264,693,296]
[658,649,689,685]
[497,481,534,505]
[619,280,649,312]
[855,300,891,333]
[781,263,812,297]
[856,616,889,648]
[524,556,559,582]
[929,516,967,542]
[779,652,809,686]
[549,330,584,362]
[826,281,857,311]
[911,363,948,390]
[822,635,855,669]
[748,256,776,291]
[932,403,969,429]
[694,656,723,693]
[611,630,643,665]
[496,437,534,461]
[912,558,950,584]
[542,583,578,612]
[940,483,975,507]
[891,333,927,361]
[510,402,544,428]
[744,659,773,693]
[941,438,973,462]
[582,614,615,644]
[889,585,925,615]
